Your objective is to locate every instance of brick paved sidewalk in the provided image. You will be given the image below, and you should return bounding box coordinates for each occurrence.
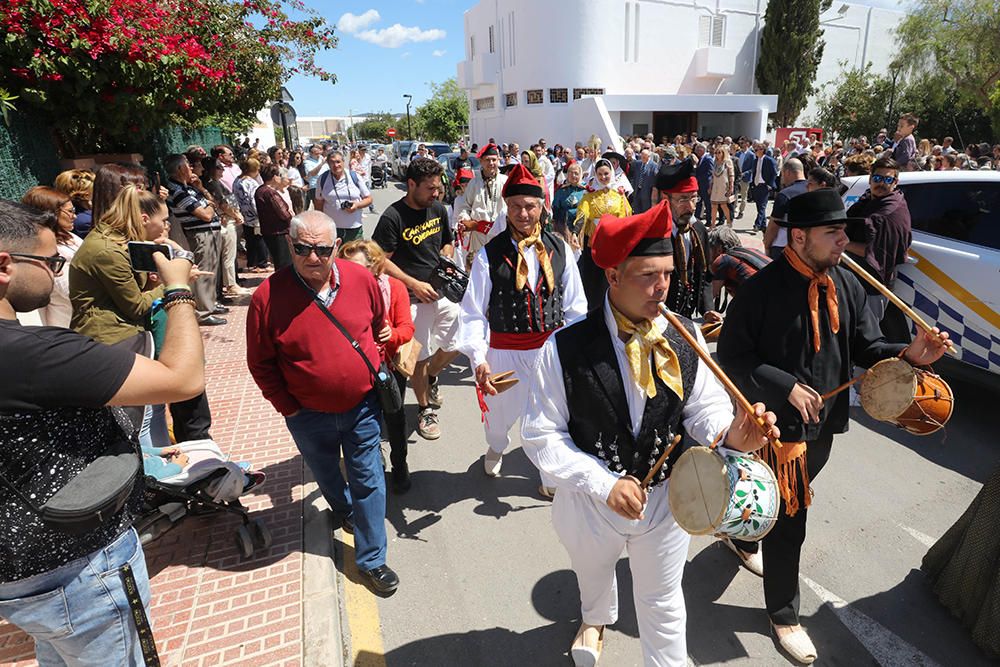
[0,273,311,667]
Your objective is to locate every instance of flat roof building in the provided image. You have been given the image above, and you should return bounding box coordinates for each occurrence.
[458,0,903,148]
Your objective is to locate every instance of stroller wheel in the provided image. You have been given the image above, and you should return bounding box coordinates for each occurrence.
[250,519,272,550]
[236,524,255,559]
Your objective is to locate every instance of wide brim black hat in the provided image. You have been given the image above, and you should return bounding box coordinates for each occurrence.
[782,188,866,229]
[601,150,626,165]
[654,157,695,192]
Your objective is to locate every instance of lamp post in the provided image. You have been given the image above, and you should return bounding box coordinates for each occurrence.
[403,94,413,140]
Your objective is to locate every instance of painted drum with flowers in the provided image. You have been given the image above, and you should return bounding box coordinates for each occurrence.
[669,446,780,541]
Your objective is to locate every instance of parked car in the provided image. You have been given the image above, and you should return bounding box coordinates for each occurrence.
[392,140,414,179]
[840,170,1000,388]
[437,152,480,203]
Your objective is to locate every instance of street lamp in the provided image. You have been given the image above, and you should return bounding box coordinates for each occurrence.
[403,94,413,140]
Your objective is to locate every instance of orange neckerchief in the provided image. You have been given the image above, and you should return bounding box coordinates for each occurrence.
[783,246,840,353]
[509,222,555,292]
[764,440,811,517]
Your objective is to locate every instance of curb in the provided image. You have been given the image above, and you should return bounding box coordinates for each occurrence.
[302,466,347,667]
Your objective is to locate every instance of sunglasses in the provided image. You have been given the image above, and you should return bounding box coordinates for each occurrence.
[8,252,66,274]
[292,243,335,258]
[871,174,897,185]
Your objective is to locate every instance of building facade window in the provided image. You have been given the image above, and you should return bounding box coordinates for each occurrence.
[573,88,605,100]
[489,25,495,54]
[475,96,495,111]
[526,89,543,105]
[549,88,568,104]
[698,14,726,48]
[505,92,517,108]
[470,35,476,60]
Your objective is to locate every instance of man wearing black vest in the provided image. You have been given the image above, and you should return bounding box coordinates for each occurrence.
[521,201,779,666]
[457,164,587,496]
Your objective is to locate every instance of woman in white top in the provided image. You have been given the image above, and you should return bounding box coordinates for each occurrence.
[287,149,307,214]
[21,186,84,327]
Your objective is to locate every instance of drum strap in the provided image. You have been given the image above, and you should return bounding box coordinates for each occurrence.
[763,440,811,517]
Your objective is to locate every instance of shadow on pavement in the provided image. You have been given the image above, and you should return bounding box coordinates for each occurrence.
[850,375,995,484]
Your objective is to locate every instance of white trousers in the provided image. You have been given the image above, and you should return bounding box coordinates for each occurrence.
[482,346,555,487]
[552,484,690,667]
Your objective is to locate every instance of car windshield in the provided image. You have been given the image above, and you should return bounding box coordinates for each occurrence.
[396,141,413,156]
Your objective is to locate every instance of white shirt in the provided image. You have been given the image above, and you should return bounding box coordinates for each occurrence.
[39,234,83,328]
[315,171,371,229]
[754,155,765,186]
[456,238,587,369]
[303,155,326,188]
[521,297,735,501]
[457,172,507,224]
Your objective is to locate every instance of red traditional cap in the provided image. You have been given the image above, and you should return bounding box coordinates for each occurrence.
[502,163,544,199]
[591,200,673,269]
[477,142,500,159]
[656,159,699,193]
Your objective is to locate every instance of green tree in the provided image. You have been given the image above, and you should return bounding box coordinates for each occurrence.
[893,0,1000,135]
[353,112,398,142]
[812,62,891,140]
[756,0,832,127]
[414,78,467,143]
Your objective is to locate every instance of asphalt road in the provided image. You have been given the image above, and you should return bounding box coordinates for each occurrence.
[337,181,996,667]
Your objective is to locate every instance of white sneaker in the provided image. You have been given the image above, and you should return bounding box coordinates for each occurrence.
[483,449,503,477]
[721,536,764,577]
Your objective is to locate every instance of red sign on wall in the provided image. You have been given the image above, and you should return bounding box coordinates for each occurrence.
[775,127,824,146]
[387,128,397,137]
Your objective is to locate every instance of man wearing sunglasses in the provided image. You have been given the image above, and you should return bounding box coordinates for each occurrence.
[246,210,399,596]
[0,200,206,665]
[845,156,912,324]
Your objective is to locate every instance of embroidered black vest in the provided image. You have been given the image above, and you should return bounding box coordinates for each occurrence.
[485,229,567,334]
[554,308,699,489]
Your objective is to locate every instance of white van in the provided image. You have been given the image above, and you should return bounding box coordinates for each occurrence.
[841,171,1000,387]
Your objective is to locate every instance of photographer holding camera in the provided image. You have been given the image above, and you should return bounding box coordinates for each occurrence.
[0,200,205,665]
[313,150,373,243]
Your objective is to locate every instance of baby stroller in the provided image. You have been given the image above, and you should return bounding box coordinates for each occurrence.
[133,440,271,560]
[371,162,388,188]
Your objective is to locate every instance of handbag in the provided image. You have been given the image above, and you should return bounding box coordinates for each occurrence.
[428,255,469,303]
[392,337,422,378]
[299,277,403,414]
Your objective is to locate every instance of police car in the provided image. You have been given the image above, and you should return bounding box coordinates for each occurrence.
[841,170,1000,387]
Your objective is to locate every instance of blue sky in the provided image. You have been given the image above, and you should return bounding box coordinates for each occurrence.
[284,0,908,117]
[285,1,469,117]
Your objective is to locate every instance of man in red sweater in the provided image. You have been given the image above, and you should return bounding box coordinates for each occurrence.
[246,210,399,595]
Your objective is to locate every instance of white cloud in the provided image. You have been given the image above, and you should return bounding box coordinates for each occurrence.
[401,52,412,59]
[337,9,380,34]
[432,49,446,57]
[356,24,446,48]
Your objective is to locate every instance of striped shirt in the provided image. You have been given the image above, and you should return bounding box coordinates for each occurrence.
[166,179,220,232]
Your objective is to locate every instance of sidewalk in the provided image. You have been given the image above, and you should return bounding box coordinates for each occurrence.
[0,273,325,667]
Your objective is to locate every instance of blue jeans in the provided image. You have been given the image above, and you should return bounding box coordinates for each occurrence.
[0,528,152,666]
[751,184,771,229]
[285,392,387,570]
[138,404,170,450]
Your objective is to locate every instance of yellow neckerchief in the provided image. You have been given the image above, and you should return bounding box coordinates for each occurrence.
[782,246,840,353]
[509,222,555,292]
[610,303,684,400]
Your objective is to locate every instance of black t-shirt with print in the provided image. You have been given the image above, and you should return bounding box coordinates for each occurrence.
[0,320,141,583]
[373,199,452,284]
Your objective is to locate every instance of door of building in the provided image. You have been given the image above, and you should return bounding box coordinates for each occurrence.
[653,112,697,143]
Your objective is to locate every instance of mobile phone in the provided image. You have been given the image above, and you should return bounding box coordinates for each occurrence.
[150,170,161,193]
[127,241,172,272]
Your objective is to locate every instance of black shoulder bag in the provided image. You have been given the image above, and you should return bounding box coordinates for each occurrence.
[299,276,403,414]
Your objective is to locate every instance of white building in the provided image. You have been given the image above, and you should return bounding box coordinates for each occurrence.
[458,0,903,149]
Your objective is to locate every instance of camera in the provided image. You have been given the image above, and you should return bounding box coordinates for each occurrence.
[340,200,353,210]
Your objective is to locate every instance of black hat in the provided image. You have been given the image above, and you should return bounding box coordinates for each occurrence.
[601,150,626,165]
[654,158,697,193]
[784,189,865,228]
[499,163,517,175]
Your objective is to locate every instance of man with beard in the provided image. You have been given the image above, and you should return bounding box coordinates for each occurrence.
[456,164,587,496]
[456,143,508,271]
[652,160,715,320]
[717,189,949,664]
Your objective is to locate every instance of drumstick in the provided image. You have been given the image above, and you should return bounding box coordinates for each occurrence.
[657,303,781,449]
[839,253,959,357]
[821,373,865,401]
[641,434,683,490]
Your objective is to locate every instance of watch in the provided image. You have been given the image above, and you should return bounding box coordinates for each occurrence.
[173,249,195,263]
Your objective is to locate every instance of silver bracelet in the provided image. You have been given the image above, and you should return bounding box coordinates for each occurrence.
[173,249,195,264]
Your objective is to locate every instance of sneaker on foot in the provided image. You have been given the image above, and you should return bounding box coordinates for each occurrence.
[417,408,441,440]
[428,376,442,408]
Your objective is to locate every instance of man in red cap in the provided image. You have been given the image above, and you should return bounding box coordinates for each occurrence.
[522,200,779,666]
[456,164,587,494]
[653,160,715,319]
[456,143,507,270]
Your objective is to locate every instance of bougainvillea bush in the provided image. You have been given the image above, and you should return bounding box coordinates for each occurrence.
[0,0,336,154]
